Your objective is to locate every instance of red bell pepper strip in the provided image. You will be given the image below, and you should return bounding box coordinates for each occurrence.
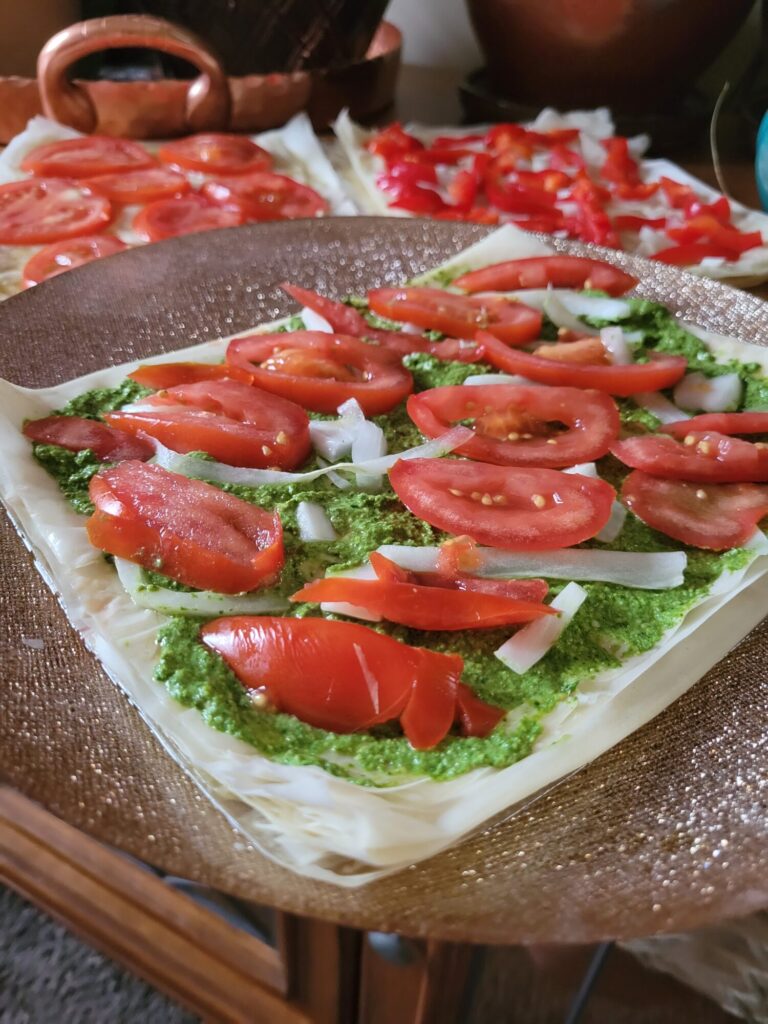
[366,123,424,161]
[613,214,667,231]
[651,243,742,265]
[665,214,763,255]
[601,137,641,186]
[566,176,620,248]
[376,176,447,214]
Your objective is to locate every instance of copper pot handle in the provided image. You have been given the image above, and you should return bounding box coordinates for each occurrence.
[37,14,231,134]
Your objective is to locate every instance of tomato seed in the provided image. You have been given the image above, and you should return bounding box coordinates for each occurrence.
[531,494,546,508]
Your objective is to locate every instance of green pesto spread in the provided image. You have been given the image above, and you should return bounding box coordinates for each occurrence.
[28,297,766,783]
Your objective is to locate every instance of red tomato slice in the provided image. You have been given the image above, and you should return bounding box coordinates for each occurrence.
[621,471,768,550]
[157,133,273,175]
[281,282,436,358]
[290,574,554,631]
[367,288,542,345]
[87,461,283,592]
[23,414,153,461]
[611,432,768,483]
[202,172,329,220]
[200,616,464,749]
[651,243,741,266]
[407,384,619,468]
[128,362,252,389]
[456,683,505,738]
[476,331,687,396]
[83,166,190,204]
[106,379,310,469]
[21,136,154,177]
[226,331,413,416]
[389,459,615,550]
[22,235,127,287]
[0,179,112,245]
[453,255,638,296]
[133,195,243,241]
[663,413,768,439]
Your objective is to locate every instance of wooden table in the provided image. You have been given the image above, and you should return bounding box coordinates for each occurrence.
[1,67,765,1024]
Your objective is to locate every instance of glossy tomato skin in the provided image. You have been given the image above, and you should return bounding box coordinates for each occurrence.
[106,378,310,469]
[389,459,615,550]
[133,194,243,241]
[407,384,620,468]
[128,361,253,389]
[0,179,112,245]
[456,684,505,738]
[22,235,127,287]
[83,167,190,204]
[203,173,329,220]
[87,461,283,592]
[621,471,768,550]
[226,331,413,416]
[157,134,273,175]
[367,287,542,346]
[611,432,768,483]
[200,616,465,749]
[453,255,638,296]
[476,331,687,396]
[21,136,155,177]
[22,415,153,461]
[290,575,553,631]
[663,413,768,438]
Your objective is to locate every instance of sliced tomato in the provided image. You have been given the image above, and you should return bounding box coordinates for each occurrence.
[389,459,615,550]
[157,133,273,175]
[83,166,190,204]
[290,572,553,631]
[200,615,465,749]
[133,195,243,241]
[663,413,768,439]
[611,432,768,483]
[22,235,127,287]
[651,243,741,266]
[226,331,412,416]
[407,384,619,468]
[202,173,329,220]
[23,414,153,461]
[106,379,310,469]
[367,288,542,346]
[453,255,638,296]
[87,461,283,592]
[128,362,251,389]
[21,136,154,177]
[476,331,687,397]
[621,471,768,550]
[0,179,112,245]
[456,683,505,738]
[281,282,439,358]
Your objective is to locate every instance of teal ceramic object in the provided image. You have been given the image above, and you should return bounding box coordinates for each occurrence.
[756,111,768,211]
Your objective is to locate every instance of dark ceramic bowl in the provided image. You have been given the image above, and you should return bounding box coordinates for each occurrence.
[465,0,754,113]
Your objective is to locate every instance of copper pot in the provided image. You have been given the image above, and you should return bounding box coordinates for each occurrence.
[0,14,401,142]
[465,0,754,113]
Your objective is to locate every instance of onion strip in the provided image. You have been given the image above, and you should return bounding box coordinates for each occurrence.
[494,582,587,674]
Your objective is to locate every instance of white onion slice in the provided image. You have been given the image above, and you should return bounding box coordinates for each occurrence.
[300,306,334,333]
[542,290,588,333]
[114,558,289,616]
[150,426,473,487]
[351,419,387,491]
[296,501,337,541]
[563,462,598,477]
[374,545,687,590]
[463,373,539,387]
[600,326,632,365]
[595,502,627,543]
[673,372,743,413]
[494,582,588,674]
[633,391,690,425]
[309,398,365,460]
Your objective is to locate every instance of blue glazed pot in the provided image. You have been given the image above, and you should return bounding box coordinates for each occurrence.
[756,112,768,212]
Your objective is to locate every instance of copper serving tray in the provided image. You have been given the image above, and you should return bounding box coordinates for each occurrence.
[0,218,766,944]
[0,14,401,142]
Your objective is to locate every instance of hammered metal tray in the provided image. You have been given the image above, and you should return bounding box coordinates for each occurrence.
[1,218,766,944]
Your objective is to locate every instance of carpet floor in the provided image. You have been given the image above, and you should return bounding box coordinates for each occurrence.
[0,885,197,1024]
